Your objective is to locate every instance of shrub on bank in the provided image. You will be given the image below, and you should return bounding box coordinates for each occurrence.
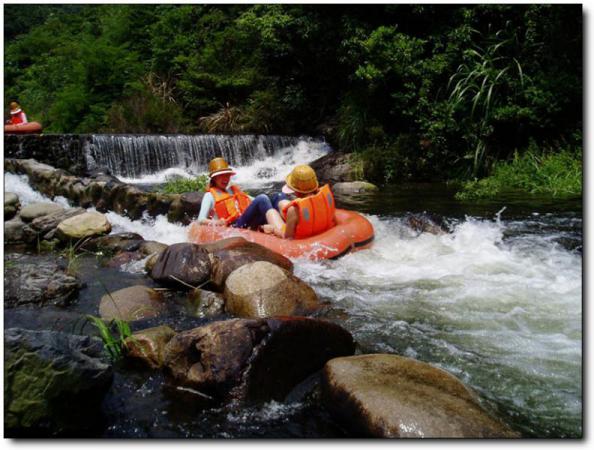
[160,175,209,194]
[455,147,582,200]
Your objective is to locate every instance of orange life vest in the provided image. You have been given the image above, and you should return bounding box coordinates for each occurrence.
[209,185,251,224]
[282,184,336,239]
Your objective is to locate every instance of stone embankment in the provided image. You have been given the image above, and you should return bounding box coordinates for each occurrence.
[5,158,202,224]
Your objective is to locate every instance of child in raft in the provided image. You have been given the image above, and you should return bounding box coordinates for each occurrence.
[197,157,285,231]
[263,165,337,239]
[6,102,28,125]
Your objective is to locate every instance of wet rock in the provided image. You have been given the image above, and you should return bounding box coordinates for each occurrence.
[147,193,173,217]
[124,325,177,369]
[4,254,81,307]
[333,181,379,195]
[104,251,145,268]
[5,191,20,206]
[166,195,185,224]
[224,261,319,318]
[187,289,226,318]
[163,317,355,402]
[4,328,113,437]
[22,207,85,243]
[99,285,166,321]
[82,232,145,254]
[5,192,20,220]
[310,152,362,185]
[149,243,211,289]
[180,192,204,220]
[139,240,168,256]
[20,202,64,222]
[322,354,520,438]
[57,211,112,241]
[145,252,162,273]
[405,212,450,235]
[204,237,293,290]
[5,216,26,244]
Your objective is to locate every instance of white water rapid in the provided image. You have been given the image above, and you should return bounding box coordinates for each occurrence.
[5,169,582,437]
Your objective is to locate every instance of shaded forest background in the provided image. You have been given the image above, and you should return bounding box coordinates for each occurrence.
[4,4,582,183]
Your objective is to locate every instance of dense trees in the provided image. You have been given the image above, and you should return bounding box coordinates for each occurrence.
[4,4,582,182]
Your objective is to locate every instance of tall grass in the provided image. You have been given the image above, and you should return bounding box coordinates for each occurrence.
[455,148,582,200]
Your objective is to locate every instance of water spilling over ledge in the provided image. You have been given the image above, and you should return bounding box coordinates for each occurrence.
[4,134,328,179]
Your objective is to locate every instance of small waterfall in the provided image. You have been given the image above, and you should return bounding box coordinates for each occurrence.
[86,134,324,179]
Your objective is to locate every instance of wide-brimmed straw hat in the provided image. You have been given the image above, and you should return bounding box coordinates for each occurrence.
[208,157,236,179]
[282,165,319,195]
[9,102,21,114]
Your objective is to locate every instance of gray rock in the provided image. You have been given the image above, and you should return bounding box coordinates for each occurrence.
[322,354,520,438]
[187,289,226,318]
[4,328,113,436]
[22,207,85,243]
[139,240,168,256]
[20,202,64,222]
[5,205,18,220]
[203,237,293,291]
[82,232,145,254]
[149,243,211,289]
[57,211,111,241]
[5,192,20,207]
[163,317,355,402]
[99,285,165,321]
[224,261,320,318]
[5,217,26,244]
[332,181,378,195]
[4,254,81,307]
[310,152,362,185]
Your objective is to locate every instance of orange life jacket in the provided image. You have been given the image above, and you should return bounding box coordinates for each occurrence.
[209,185,251,224]
[282,184,336,239]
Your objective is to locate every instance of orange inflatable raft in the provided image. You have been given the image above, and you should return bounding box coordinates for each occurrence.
[188,208,374,260]
[4,121,43,134]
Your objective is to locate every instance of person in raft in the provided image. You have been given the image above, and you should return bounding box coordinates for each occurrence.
[197,157,285,231]
[266,164,337,239]
[7,102,28,125]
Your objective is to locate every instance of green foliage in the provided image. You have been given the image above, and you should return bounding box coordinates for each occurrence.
[160,174,209,194]
[4,4,581,184]
[455,145,582,200]
[86,315,132,361]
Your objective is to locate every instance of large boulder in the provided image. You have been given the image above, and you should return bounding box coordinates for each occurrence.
[204,237,293,290]
[332,181,379,195]
[322,354,520,438]
[163,317,355,402]
[149,243,211,289]
[98,285,165,321]
[57,211,111,241]
[310,152,362,185]
[4,328,113,437]
[4,254,81,308]
[224,261,320,318]
[124,325,177,369]
[20,202,64,222]
[22,207,86,243]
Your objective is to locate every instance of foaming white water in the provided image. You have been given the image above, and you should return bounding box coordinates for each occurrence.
[100,211,188,245]
[5,173,71,207]
[118,168,194,185]
[294,213,581,435]
[116,139,330,189]
[231,140,330,190]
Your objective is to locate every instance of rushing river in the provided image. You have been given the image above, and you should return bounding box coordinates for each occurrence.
[4,151,582,437]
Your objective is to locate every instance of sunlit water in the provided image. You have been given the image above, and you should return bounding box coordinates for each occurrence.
[5,169,582,437]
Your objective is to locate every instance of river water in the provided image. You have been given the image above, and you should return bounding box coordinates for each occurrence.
[4,147,582,437]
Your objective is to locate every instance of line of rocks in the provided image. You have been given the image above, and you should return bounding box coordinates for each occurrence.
[5,158,204,224]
